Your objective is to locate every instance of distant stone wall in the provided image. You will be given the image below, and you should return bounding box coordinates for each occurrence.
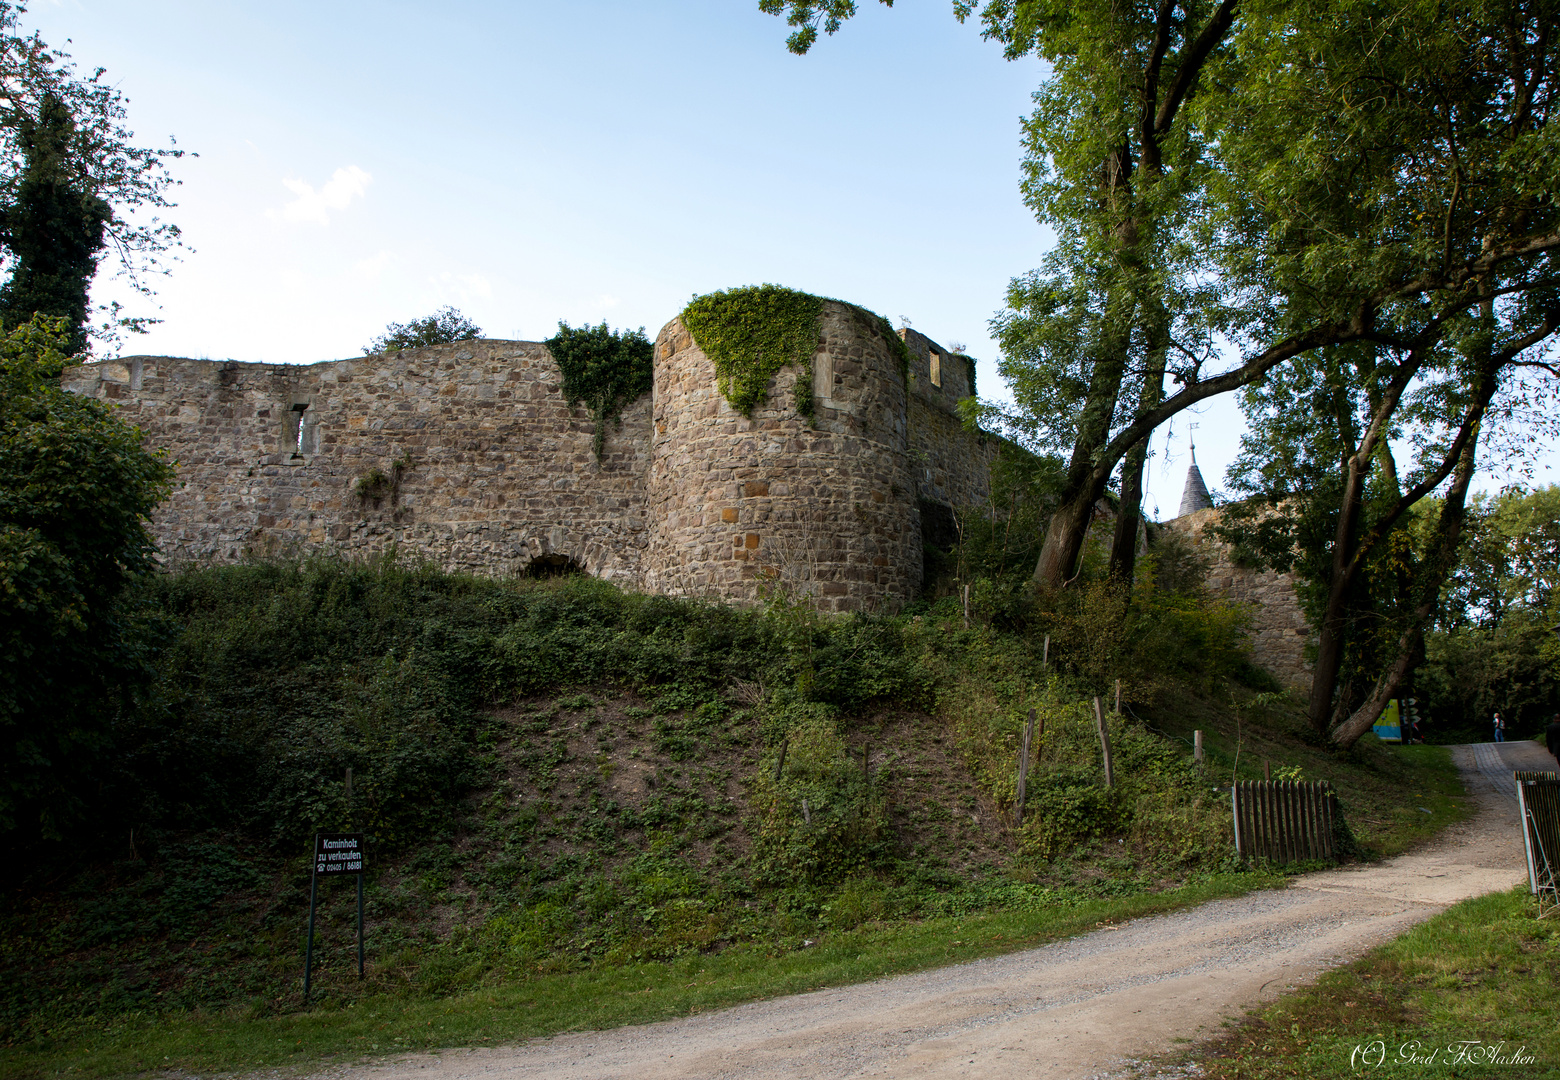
[62,303,1003,612]
[61,342,652,583]
[1168,507,1314,693]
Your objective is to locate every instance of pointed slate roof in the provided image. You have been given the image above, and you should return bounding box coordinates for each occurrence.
[1178,447,1213,517]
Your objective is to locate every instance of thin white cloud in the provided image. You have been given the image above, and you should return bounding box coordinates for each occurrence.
[354,250,394,277]
[433,270,493,300]
[272,166,372,225]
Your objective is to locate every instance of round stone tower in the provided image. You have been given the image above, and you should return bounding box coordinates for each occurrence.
[645,300,920,611]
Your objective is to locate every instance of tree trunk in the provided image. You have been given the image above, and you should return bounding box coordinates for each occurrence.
[1033,481,1106,588]
[1109,299,1169,581]
[1110,435,1151,581]
[1306,453,1370,733]
[1032,281,1135,589]
[1331,432,1481,747]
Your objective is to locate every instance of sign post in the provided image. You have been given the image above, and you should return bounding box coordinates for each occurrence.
[304,832,366,1001]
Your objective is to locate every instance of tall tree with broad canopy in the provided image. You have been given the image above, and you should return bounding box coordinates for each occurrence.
[0,1,186,354]
[1207,0,1559,745]
[0,92,111,356]
[760,0,1560,621]
[0,316,174,841]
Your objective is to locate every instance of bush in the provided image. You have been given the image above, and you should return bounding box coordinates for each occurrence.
[364,307,480,354]
[750,706,887,889]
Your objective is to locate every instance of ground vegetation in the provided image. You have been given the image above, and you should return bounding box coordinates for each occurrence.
[0,538,1467,1072]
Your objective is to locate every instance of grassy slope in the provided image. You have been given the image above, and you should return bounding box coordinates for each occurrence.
[3,874,1283,1080]
[0,564,1482,1078]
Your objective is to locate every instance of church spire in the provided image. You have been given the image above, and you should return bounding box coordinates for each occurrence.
[1178,438,1212,516]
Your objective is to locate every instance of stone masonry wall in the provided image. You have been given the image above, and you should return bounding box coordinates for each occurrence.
[1169,507,1314,693]
[645,304,923,611]
[62,304,1006,613]
[899,328,1000,515]
[60,342,652,583]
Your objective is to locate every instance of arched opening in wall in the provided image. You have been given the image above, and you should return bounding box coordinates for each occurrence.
[525,554,585,579]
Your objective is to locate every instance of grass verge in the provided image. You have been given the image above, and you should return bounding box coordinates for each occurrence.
[1152,885,1560,1079]
[0,871,1281,1080]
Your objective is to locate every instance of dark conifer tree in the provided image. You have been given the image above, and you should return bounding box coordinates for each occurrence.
[0,92,110,356]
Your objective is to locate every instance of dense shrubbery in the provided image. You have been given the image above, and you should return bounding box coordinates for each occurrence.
[0,317,174,841]
[1,530,1278,1036]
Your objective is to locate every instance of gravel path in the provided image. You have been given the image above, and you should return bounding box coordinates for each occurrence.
[321,741,1552,1080]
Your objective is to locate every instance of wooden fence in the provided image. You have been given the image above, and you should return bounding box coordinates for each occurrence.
[1231,779,1338,864]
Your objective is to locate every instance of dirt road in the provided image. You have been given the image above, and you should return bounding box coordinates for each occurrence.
[329,741,1550,1080]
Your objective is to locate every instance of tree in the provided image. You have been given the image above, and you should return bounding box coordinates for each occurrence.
[762,0,1560,609]
[0,316,174,840]
[1417,487,1560,738]
[1209,0,1560,745]
[0,92,111,356]
[364,306,482,354]
[0,2,186,353]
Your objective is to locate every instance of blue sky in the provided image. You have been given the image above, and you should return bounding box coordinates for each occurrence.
[35,0,1559,519]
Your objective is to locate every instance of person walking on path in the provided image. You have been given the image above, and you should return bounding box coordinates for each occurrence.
[1547,713,1560,765]
[1494,711,1506,743]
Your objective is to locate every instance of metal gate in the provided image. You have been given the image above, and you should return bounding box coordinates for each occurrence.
[1516,772,1560,917]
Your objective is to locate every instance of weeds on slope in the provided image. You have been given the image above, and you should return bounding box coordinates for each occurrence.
[0,549,1468,1068]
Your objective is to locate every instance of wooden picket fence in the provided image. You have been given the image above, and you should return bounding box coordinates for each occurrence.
[1231,779,1339,864]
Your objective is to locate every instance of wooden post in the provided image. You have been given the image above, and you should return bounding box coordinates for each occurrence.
[1015,708,1036,826]
[1114,678,1121,715]
[1043,634,1050,669]
[1093,696,1115,788]
[1194,729,1204,764]
[1264,759,1271,783]
[962,584,970,629]
[774,739,788,781]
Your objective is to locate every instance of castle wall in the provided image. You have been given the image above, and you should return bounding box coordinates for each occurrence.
[60,342,652,583]
[899,328,1000,516]
[1168,507,1314,693]
[645,304,923,611]
[62,304,1004,613]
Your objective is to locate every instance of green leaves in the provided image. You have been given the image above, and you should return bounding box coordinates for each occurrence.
[757,1,892,56]
[364,306,481,354]
[544,321,653,459]
[0,315,174,836]
[681,284,823,416]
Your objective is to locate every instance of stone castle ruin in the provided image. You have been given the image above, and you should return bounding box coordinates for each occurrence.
[64,301,999,612]
[63,294,1314,689]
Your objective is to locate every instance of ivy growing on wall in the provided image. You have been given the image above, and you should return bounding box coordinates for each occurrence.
[545,322,654,460]
[681,284,823,416]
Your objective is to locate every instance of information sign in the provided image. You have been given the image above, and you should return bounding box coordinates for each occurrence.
[304,831,366,999]
[314,833,365,874]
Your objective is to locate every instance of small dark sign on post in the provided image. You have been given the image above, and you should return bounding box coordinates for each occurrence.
[304,832,366,1001]
[315,833,365,874]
